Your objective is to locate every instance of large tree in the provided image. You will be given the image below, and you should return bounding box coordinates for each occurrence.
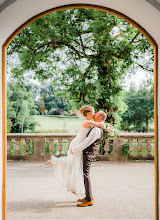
[8,9,154,119]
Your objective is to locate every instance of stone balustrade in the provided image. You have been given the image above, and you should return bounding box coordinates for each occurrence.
[7,133,154,162]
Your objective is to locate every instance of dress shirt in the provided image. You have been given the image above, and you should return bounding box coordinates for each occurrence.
[72,127,102,153]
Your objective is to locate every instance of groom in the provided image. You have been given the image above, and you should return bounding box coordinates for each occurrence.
[70,110,107,207]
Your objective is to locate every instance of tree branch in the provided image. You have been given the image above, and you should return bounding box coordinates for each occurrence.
[135,62,154,73]
[129,31,140,44]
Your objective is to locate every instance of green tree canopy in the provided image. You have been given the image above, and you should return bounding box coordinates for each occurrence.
[7,82,39,133]
[38,82,70,113]
[121,82,154,131]
[8,8,154,119]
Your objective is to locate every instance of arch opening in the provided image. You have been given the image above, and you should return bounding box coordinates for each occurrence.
[2,4,159,220]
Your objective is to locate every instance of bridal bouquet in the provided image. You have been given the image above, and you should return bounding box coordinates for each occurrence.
[103,123,118,140]
[99,123,118,155]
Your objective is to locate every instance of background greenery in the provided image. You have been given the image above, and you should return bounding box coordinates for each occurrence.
[7,8,154,133]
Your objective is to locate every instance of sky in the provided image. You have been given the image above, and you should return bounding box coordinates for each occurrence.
[123,68,152,91]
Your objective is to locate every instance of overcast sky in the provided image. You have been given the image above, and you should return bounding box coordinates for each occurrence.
[123,68,152,91]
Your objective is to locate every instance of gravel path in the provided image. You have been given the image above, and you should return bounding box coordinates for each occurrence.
[7,160,155,220]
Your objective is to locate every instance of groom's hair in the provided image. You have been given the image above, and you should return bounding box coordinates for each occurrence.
[98,110,107,121]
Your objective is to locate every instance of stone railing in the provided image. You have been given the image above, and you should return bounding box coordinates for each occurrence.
[7,133,154,162]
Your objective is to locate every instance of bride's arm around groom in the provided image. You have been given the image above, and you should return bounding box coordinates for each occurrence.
[70,110,107,154]
[70,126,102,154]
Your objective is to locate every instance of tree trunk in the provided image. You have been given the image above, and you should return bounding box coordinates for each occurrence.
[146,119,148,132]
[134,120,136,131]
[22,122,23,133]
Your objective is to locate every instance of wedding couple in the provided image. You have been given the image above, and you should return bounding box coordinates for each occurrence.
[46,105,107,207]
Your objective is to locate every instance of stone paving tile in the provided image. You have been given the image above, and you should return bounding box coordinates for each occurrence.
[7,161,155,220]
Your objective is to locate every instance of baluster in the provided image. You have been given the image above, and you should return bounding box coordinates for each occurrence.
[49,139,54,157]
[129,139,134,157]
[15,139,21,155]
[68,139,72,149]
[53,139,59,155]
[25,139,30,156]
[104,140,110,156]
[137,139,143,157]
[62,139,68,155]
[146,139,152,157]
[58,138,63,156]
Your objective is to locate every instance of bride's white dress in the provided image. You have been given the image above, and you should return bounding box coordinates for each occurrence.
[50,119,91,196]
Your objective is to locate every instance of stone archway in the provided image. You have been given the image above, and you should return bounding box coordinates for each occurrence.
[2,4,159,220]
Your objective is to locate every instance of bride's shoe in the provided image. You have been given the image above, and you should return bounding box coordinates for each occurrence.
[46,155,58,165]
[71,190,77,195]
[46,159,52,165]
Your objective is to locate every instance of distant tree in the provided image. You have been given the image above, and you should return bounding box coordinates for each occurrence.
[7,97,15,132]
[38,100,46,115]
[16,100,30,133]
[7,82,38,133]
[121,82,154,131]
[38,82,70,112]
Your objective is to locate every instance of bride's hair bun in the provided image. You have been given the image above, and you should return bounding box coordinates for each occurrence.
[80,105,94,117]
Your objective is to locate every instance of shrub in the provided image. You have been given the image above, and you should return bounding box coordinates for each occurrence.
[122,143,130,157]
[49,108,62,115]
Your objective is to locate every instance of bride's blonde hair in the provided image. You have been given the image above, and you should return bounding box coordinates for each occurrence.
[80,105,94,117]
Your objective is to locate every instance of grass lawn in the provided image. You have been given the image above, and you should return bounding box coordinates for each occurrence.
[32,115,84,133]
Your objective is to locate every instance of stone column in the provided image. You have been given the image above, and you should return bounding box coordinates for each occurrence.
[15,139,21,156]
[34,137,45,161]
[113,138,127,161]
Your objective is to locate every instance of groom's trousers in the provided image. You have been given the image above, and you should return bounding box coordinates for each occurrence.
[83,128,103,202]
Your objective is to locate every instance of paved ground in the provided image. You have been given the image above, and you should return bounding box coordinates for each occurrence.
[7,160,155,220]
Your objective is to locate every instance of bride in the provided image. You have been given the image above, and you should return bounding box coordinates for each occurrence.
[46,105,105,196]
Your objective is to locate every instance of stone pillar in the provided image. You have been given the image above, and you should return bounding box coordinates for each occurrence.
[15,139,21,156]
[34,137,44,161]
[113,138,127,161]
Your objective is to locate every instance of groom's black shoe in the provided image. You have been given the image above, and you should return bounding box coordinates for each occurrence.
[78,197,94,202]
[77,199,94,207]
